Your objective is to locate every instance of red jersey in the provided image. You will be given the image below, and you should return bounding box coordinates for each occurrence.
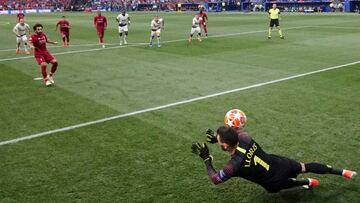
[30,33,49,55]
[198,12,208,23]
[56,19,70,32]
[94,15,107,28]
[17,13,25,21]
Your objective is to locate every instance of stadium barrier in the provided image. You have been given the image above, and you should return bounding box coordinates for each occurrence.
[0,9,52,15]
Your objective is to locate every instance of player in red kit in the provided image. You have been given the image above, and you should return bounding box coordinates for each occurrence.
[56,16,71,47]
[28,24,59,87]
[17,12,25,22]
[93,10,107,48]
[197,8,208,37]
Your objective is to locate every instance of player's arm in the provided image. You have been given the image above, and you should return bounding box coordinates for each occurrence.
[191,142,231,184]
[45,36,58,45]
[128,17,131,26]
[55,22,59,31]
[93,17,97,27]
[104,17,107,29]
[12,26,19,37]
[28,37,35,50]
[26,25,31,35]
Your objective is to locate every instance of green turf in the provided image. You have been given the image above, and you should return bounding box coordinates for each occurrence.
[0,12,359,202]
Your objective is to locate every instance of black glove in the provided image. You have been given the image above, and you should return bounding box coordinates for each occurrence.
[191,142,212,161]
[206,128,217,144]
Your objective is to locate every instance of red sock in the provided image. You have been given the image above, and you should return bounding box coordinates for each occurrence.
[50,61,58,75]
[41,65,47,79]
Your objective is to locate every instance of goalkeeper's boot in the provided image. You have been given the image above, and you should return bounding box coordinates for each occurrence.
[302,178,319,189]
[343,170,357,179]
[268,36,271,39]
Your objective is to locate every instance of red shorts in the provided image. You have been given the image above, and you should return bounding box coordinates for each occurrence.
[34,51,55,64]
[60,30,69,36]
[96,27,105,36]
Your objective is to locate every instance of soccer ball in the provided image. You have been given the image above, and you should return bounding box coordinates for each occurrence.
[224,109,247,129]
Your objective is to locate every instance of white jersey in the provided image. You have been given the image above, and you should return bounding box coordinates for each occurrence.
[151,18,163,31]
[116,13,130,26]
[192,17,202,28]
[14,23,30,36]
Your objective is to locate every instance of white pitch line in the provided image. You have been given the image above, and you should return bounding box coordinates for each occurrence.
[0,26,311,62]
[0,60,358,146]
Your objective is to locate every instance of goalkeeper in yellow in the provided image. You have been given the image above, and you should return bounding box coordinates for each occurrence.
[268,4,284,39]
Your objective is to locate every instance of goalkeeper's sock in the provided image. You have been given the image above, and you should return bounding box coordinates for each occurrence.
[304,163,357,178]
[342,170,357,179]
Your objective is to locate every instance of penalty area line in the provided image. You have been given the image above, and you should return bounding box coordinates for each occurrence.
[0,60,358,146]
[0,26,311,62]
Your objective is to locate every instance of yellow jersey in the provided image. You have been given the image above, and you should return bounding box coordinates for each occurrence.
[268,8,280,19]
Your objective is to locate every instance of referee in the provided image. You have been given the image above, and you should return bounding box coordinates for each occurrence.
[192,126,357,193]
[268,4,284,39]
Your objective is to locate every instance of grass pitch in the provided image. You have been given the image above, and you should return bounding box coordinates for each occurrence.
[0,12,359,202]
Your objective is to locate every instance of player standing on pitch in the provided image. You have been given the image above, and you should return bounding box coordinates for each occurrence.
[94,10,107,48]
[13,18,31,54]
[188,15,202,43]
[197,7,208,37]
[149,15,164,48]
[116,10,130,46]
[28,24,59,87]
[56,16,71,47]
[268,3,284,39]
[192,109,357,193]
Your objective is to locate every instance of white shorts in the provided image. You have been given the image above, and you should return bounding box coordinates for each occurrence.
[190,27,201,35]
[151,29,161,36]
[118,25,128,33]
[16,35,28,43]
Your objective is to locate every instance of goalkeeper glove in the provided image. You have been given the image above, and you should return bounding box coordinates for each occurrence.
[205,128,217,144]
[191,142,212,161]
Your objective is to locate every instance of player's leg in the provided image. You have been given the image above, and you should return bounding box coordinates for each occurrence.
[48,59,58,84]
[203,24,208,37]
[286,178,319,190]
[156,30,161,47]
[301,162,357,179]
[16,37,21,54]
[276,23,284,39]
[118,27,123,45]
[197,27,202,42]
[61,32,66,46]
[22,36,30,54]
[39,61,51,86]
[100,29,105,48]
[189,28,195,43]
[124,28,128,44]
[268,20,274,39]
[149,31,155,47]
[66,33,70,46]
